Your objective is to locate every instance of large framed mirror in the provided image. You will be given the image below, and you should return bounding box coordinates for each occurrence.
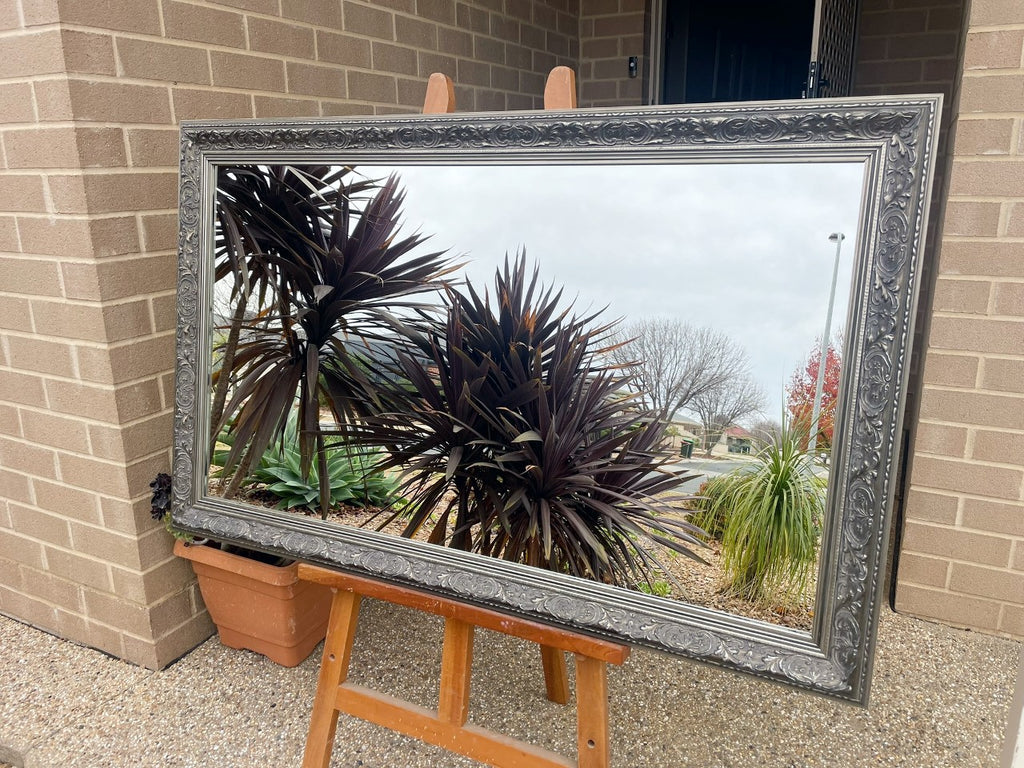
[173,96,940,705]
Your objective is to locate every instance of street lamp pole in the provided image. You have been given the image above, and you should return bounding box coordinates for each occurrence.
[808,232,844,454]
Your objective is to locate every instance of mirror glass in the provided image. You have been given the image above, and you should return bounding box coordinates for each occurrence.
[207,160,865,633]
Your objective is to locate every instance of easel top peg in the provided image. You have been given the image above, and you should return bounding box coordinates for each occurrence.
[421,67,578,114]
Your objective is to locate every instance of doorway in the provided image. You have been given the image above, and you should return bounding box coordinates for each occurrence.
[660,0,816,104]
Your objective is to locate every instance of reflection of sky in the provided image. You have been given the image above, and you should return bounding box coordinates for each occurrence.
[357,162,865,418]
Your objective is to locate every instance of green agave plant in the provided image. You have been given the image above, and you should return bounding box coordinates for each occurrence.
[716,426,825,606]
[213,412,400,513]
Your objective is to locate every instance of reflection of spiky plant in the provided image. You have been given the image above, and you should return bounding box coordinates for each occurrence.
[348,255,705,588]
[214,170,455,512]
[717,425,824,606]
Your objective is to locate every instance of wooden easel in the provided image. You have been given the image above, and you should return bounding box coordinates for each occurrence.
[298,68,628,768]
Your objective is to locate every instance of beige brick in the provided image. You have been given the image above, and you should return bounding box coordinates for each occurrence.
[152,292,177,333]
[921,353,978,388]
[20,409,90,453]
[950,562,1024,603]
[212,0,277,12]
[33,478,102,523]
[148,589,197,636]
[913,421,968,457]
[0,215,17,252]
[0,296,32,334]
[981,357,1024,393]
[896,552,949,588]
[31,299,108,341]
[162,1,246,49]
[962,497,1024,536]
[952,119,1015,157]
[106,334,175,383]
[171,88,253,121]
[0,175,46,213]
[8,334,74,381]
[5,127,78,168]
[949,160,1024,199]
[148,613,216,668]
[895,583,1003,630]
[20,565,84,612]
[1001,604,1024,636]
[930,278,991,315]
[348,71,397,102]
[0,256,62,297]
[991,281,1024,316]
[286,62,348,98]
[17,216,138,259]
[43,544,109,593]
[47,174,89,214]
[941,200,1001,237]
[0,29,64,78]
[0,587,57,629]
[0,370,46,407]
[58,0,162,34]
[78,172,178,215]
[117,37,209,86]
[248,17,315,59]
[83,587,151,635]
[0,469,33,506]
[63,254,175,302]
[928,316,1024,356]
[92,412,172,462]
[279,0,342,26]
[0,527,45,569]
[316,30,372,67]
[33,79,74,122]
[0,434,57,478]
[910,454,1023,499]
[372,42,418,76]
[76,127,129,168]
[211,51,286,91]
[972,427,1024,463]
[9,503,71,547]
[61,29,118,76]
[66,79,172,124]
[45,379,118,422]
[903,520,1014,567]
[940,240,1024,279]
[395,16,436,49]
[964,30,1024,71]
[59,452,134,498]
[344,2,394,38]
[960,74,1024,114]
[114,378,164,422]
[113,559,190,604]
[969,0,1024,25]
[1014,544,1024,571]
[0,403,19,436]
[0,83,35,125]
[253,96,320,118]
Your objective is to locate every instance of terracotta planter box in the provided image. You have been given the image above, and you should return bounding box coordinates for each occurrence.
[174,539,333,667]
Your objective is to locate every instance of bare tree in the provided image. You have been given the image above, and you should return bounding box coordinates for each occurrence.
[690,374,765,456]
[748,417,783,447]
[607,318,751,419]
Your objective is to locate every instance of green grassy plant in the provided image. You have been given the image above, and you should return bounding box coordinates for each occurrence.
[716,428,824,606]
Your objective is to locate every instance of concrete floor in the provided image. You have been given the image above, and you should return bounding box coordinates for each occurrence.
[0,604,1021,767]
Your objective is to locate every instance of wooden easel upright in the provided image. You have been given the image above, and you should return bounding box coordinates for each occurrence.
[298,68,629,768]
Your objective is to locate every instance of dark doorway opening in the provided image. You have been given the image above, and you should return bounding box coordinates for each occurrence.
[661,0,816,104]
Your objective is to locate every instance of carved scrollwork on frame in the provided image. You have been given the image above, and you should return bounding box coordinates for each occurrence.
[172,97,940,704]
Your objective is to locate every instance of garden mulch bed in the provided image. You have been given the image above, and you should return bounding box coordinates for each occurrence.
[215,482,816,633]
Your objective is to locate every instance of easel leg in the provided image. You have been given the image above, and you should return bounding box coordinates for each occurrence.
[575,654,611,768]
[438,617,474,725]
[540,645,570,705]
[302,589,362,768]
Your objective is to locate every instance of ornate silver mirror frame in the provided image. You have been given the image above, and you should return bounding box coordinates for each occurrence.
[173,95,941,705]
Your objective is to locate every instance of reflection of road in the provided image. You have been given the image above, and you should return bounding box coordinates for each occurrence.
[664,457,753,492]
[664,455,830,494]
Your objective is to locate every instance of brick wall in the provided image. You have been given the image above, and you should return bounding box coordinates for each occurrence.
[578,0,645,107]
[895,0,1024,639]
[0,0,575,668]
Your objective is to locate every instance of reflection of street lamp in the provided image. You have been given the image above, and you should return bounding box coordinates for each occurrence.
[808,232,845,454]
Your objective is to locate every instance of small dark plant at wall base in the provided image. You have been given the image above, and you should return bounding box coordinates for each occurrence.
[345,254,707,590]
[150,472,191,542]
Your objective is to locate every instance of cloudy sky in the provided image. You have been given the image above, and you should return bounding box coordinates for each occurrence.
[357,161,866,418]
